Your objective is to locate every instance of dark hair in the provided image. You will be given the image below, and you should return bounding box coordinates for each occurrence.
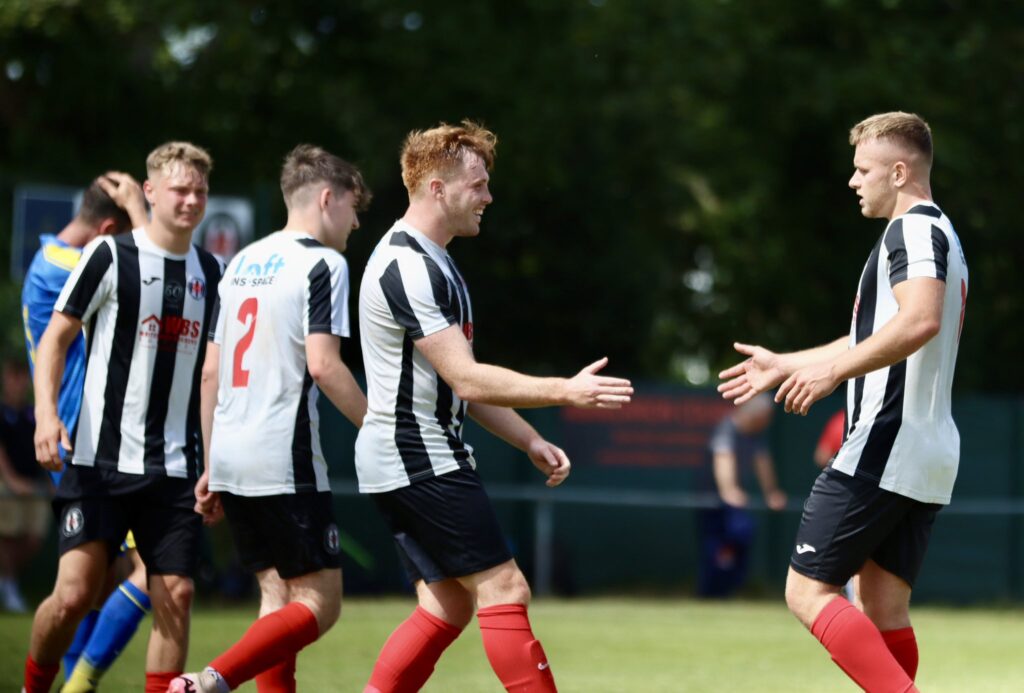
[78,178,132,228]
[280,144,372,211]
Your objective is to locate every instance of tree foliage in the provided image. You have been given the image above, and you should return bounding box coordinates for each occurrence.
[1,0,1020,389]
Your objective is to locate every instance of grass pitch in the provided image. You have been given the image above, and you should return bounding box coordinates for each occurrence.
[2,597,1023,691]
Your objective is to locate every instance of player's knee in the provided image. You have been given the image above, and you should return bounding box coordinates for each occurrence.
[784,574,812,622]
[441,596,475,629]
[505,574,532,606]
[53,580,98,621]
[126,556,148,591]
[481,566,531,607]
[319,594,343,632]
[155,576,195,612]
[299,592,341,634]
[860,598,909,630]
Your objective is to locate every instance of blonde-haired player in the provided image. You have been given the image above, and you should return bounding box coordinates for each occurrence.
[25,141,221,693]
[720,112,967,691]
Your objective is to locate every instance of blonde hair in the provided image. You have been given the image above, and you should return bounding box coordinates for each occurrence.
[400,120,497,195]
[849,112,932,164]
[146,141,213,178]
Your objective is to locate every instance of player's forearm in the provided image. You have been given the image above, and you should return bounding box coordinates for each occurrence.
[32,333,67,418]
[314,359,367,429]
[451,363,568,408]
[830,311,939,383]
[199,362,218,471]
[468,402,540,452]
[777,337,849,375]
[126,200,148,229]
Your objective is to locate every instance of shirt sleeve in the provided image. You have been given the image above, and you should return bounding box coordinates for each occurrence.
[378,253,457,339]
[886,217,950,287]
[54,237,115,322]
[208,295,224,344]
[305,253,350,337]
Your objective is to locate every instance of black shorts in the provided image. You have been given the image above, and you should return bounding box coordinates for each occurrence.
[790,467,941,587]
[220,491,341,580]
[371,468,513,584]
[54,465,202,577]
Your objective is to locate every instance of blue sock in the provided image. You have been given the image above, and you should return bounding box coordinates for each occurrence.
[64,609,100,680]
[81,581,151,670]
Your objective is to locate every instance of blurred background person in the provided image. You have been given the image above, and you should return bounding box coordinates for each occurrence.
[0,357,49,613]
[813,409,846,469]
[697,393,786,598]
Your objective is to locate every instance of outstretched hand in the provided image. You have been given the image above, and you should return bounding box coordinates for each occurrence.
[717,343,786,405]
[775,362,839,416]
[527,438,571,487]
[565,357,633,409]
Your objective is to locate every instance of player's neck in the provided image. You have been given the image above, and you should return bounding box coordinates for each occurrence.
[889,183,933,220]
[401,207,451,248]
[282,210,321,241]
[56,219,95,249]
[144,221,193,255]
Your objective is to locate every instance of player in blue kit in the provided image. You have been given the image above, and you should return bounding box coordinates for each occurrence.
[22,172,152,692]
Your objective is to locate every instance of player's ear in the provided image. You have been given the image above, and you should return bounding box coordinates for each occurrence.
[892,160,908,188]
[319,186,332,211]
[429,178,445,199]
[97,218,118,236]
[143,179,156,205]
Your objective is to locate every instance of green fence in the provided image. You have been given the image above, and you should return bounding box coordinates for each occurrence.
[16,387,1024,605]
[320,386,1024,604]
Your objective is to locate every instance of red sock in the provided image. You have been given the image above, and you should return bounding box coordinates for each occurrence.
[477,604,556,693]
[365,606,463,693]
[211,602,320,689]
[882,627,919,680]
[23,655,60,693]
[811,597,916,693]
[145,671,180,693]
[255,654,297,693]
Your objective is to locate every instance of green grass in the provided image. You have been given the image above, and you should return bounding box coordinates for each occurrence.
[2,597,1023,691]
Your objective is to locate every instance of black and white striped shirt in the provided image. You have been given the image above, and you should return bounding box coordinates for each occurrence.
[355,221,475,493]
[833,202,968,504]
[54,228,222,479]
[208,231,350,496]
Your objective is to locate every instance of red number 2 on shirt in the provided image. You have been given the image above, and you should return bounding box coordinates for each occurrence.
[232,297,258,387]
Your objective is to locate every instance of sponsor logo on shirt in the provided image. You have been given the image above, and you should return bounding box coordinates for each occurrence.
[230,253,285,287]
[139,314,203,352]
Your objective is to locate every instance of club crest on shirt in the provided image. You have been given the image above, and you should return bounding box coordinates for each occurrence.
[187,276,206,300]
[62,505,84,538]
[324,523,340,555]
